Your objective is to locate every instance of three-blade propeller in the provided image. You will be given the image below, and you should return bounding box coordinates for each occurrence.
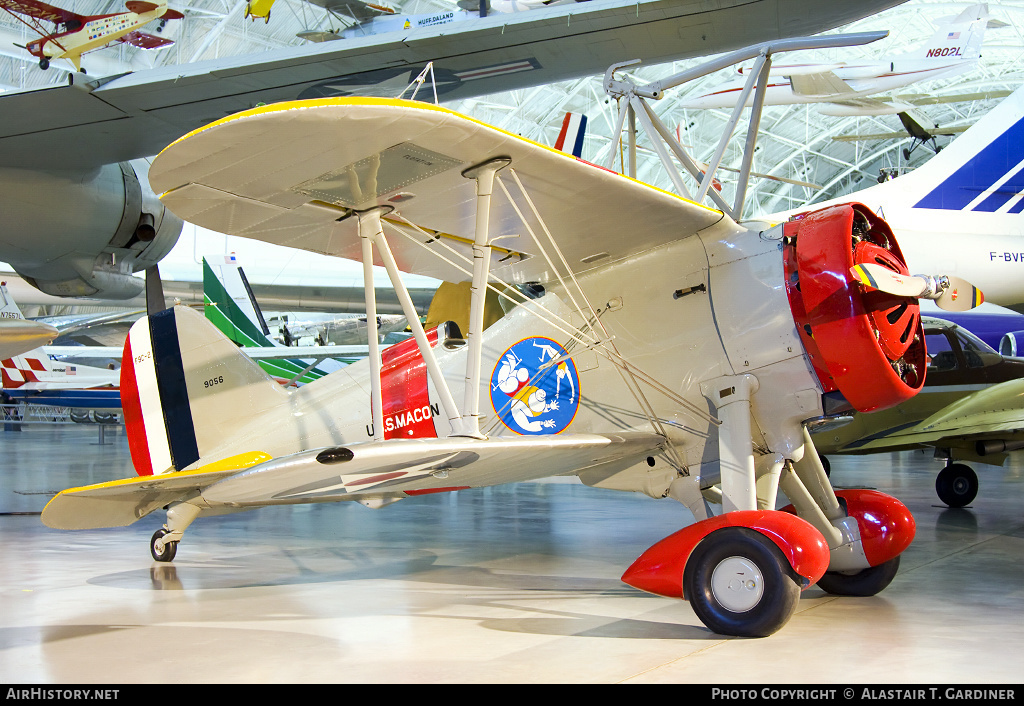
[851,263,984,312]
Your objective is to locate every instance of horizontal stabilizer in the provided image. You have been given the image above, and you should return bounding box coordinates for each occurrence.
[40,454,271,530]
[119,31,174,50]
[305,0,395,21]
[202,432,665,506]
[0,320,57,359]
[790,71,853,97]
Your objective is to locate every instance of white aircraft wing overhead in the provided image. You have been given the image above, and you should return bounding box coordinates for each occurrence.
[0,0,908,170]
[150,97,725,284]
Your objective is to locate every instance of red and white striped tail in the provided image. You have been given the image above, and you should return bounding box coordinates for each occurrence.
[119,306,286,477]
[554,112,587,159]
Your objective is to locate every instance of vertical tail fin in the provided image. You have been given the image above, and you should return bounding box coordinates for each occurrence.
[554,112,588,159]
[203,255,273,348]
[202,256,350,384]
[120,305,286,476]
[898,85,1024,213]
[898,3,989,63]
[0,282,58,364]
[848,84,1024,217]
[0,282,25,319]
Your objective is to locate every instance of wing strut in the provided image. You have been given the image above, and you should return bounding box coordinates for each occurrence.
[358,207,387,441]
[356,205,465,437]
[460,156,512,439]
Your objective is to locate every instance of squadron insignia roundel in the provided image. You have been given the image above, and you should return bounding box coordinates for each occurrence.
[489,337,580,435]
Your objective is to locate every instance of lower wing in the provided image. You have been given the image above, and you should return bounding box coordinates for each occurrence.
[43,432,663,529]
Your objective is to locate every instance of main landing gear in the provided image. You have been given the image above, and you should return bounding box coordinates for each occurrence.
[684,526,804,637]
[622,415,916,637]
[935,462,978,508]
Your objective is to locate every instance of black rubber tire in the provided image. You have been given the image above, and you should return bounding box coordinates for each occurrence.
[819,454,831,478]
[150,528,178,563]
[816,555,900,597]
[684,527,801,638]
[935,463,978,508]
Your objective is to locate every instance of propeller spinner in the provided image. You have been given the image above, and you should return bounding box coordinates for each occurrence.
[851,263,984,312]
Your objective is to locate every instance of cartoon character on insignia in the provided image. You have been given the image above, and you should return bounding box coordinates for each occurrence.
[490,337,580,435]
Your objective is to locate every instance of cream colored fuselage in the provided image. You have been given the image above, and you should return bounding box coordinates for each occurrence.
[185,218,822,501]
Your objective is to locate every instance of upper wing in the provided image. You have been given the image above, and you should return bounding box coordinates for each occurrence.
[118,31,175,50]
[150,98,724,284]
[0,0,902,169]
[43,432,662,529]
[307,0,395,21]
[0,0,82,24]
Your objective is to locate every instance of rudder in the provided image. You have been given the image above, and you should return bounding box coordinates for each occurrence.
[121,305,287,476]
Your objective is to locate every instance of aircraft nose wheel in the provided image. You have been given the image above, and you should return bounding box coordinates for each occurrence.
[150,528,178,562]
[936,463,978,507]
[684,527,800,637]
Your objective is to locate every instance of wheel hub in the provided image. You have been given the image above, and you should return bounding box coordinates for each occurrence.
[710,556,764,612]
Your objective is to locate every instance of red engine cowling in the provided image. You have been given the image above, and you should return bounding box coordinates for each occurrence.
[783,203,926,413]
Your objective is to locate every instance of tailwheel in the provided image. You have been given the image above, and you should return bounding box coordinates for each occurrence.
[39,58,49,70]
[684,527,801,638]
[816,555,900,597]
[150,528,178,563]
[936,463,978,508]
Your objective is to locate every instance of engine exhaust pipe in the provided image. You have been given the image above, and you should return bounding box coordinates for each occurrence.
[136,213,157,242]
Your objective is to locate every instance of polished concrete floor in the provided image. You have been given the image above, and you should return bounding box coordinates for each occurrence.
[1,423,1022,684]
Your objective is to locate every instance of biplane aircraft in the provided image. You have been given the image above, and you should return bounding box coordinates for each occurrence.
[0,0,183,72]
[41,35,985,637]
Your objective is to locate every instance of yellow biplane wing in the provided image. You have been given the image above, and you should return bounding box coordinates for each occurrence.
[149,97,725,285]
